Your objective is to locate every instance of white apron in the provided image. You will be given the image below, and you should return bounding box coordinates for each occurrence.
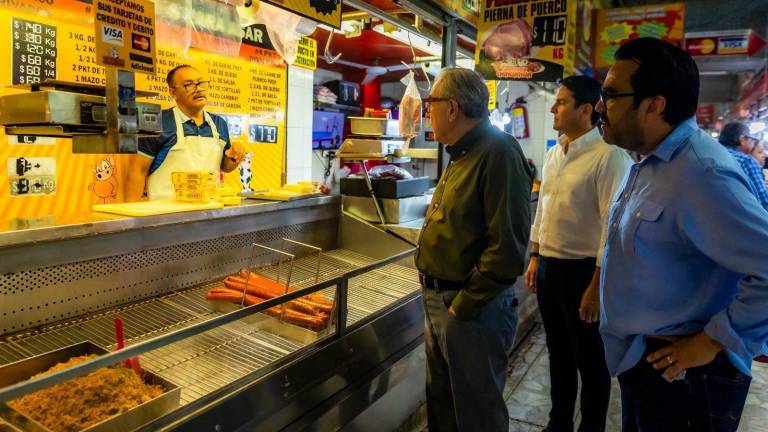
[147,107,223,200]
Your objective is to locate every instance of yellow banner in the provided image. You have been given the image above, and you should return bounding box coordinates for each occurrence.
[595,3,685,68]
[262,0,341,29]
[93,0,157,74]
[294,36,317,70]
[486,80,496,110]
[0,5,287,221]
[476,0,577,81]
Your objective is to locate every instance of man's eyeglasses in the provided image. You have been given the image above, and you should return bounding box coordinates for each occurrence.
[177,80,210,93]
[599,87,635,103]
[423,97,451,112]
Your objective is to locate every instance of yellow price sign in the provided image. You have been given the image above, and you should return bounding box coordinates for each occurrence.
[294,37,317,71]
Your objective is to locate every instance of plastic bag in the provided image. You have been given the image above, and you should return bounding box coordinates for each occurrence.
[368,165,413,180]
[399,72,422,139]
[155,0,193,54]
[189,0,243,57]
[251,2,316,64]
[156,0,243,57]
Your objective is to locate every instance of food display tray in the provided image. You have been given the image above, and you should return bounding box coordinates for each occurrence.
[0,342,180,432]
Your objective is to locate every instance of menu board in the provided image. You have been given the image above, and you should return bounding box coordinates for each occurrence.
[12,18,58,85]
[0,2,288,220]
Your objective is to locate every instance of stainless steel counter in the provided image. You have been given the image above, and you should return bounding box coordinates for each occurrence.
[0,196,340,249]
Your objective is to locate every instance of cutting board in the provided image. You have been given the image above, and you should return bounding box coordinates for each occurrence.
[93,199,224,216]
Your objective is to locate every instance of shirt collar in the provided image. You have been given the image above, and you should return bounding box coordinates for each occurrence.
[558,127,601,153]
[446,119,490,157]
[177,108,209,126]
[645,116,698,163]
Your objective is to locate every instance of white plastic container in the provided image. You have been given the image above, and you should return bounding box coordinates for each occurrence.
[349,117,388,136]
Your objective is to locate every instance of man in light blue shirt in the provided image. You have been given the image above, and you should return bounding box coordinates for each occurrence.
[596,37,768,431]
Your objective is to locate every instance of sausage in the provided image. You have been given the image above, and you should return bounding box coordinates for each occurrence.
[239,269,291,295]
[205,287,265,306]
[223,276,278,300]
[267,308,326,330]
[237,269,333,307]
[207,287,328,330]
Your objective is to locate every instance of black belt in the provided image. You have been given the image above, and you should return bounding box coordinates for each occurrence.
[419,272,462,292]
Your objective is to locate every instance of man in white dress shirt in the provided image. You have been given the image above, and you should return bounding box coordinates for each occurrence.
[524,75,632,432]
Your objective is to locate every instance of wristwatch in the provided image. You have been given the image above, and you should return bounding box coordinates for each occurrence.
[529,252,540,258]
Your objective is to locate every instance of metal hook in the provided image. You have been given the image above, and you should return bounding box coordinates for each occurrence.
[323,31,342,64]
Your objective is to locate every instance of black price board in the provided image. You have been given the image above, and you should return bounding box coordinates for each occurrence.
[249,124,278,144]
[531,15,567,47]
[12,18,57,85]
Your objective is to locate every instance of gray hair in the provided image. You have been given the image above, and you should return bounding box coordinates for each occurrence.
[433,68,490,119]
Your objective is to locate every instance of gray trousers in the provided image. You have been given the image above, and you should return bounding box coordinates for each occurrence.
[423,286,519,432]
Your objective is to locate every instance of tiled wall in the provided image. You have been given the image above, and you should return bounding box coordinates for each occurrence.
[286,65,315,183]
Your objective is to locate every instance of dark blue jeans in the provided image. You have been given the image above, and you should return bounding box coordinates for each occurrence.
[619,338,751,432]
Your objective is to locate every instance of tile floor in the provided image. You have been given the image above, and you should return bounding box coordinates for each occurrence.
[409,324,768,432]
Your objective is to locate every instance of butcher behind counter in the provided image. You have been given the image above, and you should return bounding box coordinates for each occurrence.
[125,64,245,202]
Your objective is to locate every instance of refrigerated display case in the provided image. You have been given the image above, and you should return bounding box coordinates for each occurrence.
[0,197,427,431]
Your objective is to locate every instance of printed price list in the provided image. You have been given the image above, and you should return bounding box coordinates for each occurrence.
[12,18,57,85]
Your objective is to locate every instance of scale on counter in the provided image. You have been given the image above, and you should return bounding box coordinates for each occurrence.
[0,73,162,153]
[336,117,414,226]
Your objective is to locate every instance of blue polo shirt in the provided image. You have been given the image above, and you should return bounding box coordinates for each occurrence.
[138,109,231,174]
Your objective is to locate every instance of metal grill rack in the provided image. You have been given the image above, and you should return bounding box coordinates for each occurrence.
[0,247,420,407]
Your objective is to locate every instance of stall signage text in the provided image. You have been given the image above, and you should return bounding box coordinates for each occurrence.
[475,0,576,82]
[93,0,156,74]
[294,37,317,70]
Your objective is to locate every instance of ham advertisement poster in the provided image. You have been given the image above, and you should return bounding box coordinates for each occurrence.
[475,0,576,81]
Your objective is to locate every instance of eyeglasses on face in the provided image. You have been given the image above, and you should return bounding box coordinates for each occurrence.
[177,80,210,93]
[423,97,451,112]
[599,87,635,103]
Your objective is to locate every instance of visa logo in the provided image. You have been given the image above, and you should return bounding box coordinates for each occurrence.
[101,25,124,46]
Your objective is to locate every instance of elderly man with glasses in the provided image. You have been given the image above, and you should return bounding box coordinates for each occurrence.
[416,67,532,431]
[126,64,245,201]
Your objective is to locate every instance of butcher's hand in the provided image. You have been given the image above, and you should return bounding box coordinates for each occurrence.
[646,332,723,382]
[225,142,246,164]
[524,257,538,293]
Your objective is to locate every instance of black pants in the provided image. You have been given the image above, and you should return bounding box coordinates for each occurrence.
[619,338,752,432]
[536,256,611,432]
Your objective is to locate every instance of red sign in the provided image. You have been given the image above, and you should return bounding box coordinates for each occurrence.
[696,104,715,126]
[686,30,767,57]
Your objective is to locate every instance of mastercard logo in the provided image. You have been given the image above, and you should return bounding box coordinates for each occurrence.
[698,39,715,54]
[132,34,151,52]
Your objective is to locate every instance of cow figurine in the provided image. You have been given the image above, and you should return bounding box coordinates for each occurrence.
[239,152,253,192]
